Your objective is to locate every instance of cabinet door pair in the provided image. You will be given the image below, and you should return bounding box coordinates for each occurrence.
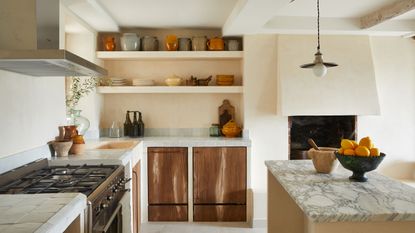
[148,147,246,222]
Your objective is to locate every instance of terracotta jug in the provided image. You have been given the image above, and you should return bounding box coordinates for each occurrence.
[103,36,116,51]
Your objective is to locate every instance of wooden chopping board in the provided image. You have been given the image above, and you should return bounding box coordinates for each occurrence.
[218,99,235,129]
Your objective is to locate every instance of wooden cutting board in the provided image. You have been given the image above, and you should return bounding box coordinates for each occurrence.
[218,99,235,129]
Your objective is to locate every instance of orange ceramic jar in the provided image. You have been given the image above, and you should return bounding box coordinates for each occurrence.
[165,35,178,51]
[207,37,224,51]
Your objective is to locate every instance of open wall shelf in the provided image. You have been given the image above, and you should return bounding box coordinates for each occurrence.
[96,86,243,94]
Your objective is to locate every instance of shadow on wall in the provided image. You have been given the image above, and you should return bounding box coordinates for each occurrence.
[379,161,415,180]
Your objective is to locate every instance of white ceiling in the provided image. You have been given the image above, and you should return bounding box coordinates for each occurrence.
[63,0,415,36]
[99,0,238,28]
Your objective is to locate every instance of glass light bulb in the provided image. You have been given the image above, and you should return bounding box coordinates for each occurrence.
[312,63,327,77]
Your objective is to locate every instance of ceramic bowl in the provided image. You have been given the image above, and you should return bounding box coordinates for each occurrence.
[165,77,182,86]
[307,148,339,174]
[335,152,386,182]
[52,140,73,157]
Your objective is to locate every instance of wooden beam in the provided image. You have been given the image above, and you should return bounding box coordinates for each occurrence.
[360,0,415,29]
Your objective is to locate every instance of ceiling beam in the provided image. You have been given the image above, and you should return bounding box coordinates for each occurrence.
[264,16,415,36]
[360,0,415,29]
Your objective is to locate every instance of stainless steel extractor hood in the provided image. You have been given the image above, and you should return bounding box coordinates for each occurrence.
[0,0,107,77]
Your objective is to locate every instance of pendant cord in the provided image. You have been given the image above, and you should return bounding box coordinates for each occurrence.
[317,0,320,51]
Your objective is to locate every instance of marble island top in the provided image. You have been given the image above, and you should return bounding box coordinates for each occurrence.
[265,160,415,223]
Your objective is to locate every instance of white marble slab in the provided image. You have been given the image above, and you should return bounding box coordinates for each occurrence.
[0,193,86,233]
[49,136,250,167]
[265,160,415,223]
[141,136,251,147]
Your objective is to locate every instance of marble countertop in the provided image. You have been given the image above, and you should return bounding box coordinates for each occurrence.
[49,136,250,166]
[140,136,251,147]
[265,160,415,223]
[0,193,86,233]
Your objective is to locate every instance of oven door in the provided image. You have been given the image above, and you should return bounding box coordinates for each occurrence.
[93,204,123,233]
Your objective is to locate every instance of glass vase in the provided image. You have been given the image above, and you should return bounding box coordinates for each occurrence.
[66,109,90,135]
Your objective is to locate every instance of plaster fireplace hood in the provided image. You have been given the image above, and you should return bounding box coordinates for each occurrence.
[278,35,380,116]
[0,0,107,77]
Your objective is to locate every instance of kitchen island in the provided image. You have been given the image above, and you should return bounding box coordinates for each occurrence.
[265,160,415,233]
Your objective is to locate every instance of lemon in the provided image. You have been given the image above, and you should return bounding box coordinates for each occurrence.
[359,137,374,149]
[351,140,358,149]
[355,146,370,156]
[338,148,344,154]
[370,148,380,156]
[341,139,354,150]
[344,149,355,156]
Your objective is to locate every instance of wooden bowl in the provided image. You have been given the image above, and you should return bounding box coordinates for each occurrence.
[216,75,234,86]
[308,148,339,174]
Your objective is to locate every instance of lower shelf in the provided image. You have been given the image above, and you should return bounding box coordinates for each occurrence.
[96,86,243,94]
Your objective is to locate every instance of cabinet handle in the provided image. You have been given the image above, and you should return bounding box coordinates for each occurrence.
[149,149,185,153]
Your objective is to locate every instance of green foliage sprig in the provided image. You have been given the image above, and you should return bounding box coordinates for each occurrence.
[66,76,99,110]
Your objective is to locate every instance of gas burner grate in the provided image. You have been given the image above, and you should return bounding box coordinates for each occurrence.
[0,163,118,196]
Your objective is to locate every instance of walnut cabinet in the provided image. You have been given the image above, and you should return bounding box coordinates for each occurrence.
[147,146,247,222]
[147,147,188,221]
[193,147,247,221]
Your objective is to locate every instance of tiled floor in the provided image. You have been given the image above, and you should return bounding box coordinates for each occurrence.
[141,222,266,233]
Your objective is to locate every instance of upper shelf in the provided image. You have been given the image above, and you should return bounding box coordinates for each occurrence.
[96,51,243,60]
[96,86,243,94]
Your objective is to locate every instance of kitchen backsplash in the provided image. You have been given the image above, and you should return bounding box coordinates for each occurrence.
[100,128,209,137]
[100,128,250,138]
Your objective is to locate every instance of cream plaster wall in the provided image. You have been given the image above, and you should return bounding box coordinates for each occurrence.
[278,35,380,116]
[243,35,289,225]
[359,37,415,173]
[0,71,66,158]
[101,94,242,129]
[100,60,243,129]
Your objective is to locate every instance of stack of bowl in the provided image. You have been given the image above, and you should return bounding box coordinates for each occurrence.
[216,75,234,86]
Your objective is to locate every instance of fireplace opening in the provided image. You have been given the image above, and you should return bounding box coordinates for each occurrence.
[289,116,357,160]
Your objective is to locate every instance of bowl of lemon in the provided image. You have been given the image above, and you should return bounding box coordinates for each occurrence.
[335,137,385,182]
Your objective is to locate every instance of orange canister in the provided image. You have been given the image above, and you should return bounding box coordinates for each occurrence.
[207,37,224,51]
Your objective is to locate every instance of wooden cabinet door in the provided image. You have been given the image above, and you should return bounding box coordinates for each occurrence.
[132,161,140,233]
[148,147,188,204]
[193,147,247,204]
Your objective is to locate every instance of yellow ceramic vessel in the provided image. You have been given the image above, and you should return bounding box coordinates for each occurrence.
[221,120,241,138]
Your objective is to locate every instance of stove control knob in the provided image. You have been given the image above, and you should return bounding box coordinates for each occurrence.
[107,195,114,201]
[101,203,109,209]
[112,188,119,193]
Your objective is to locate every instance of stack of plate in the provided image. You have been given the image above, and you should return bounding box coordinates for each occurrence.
[110,78,128,86]
[132,79,155,86]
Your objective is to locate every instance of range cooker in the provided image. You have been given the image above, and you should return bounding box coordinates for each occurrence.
[0,159,129,233]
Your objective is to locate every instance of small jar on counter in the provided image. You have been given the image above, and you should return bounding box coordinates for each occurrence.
[209,124,221,137]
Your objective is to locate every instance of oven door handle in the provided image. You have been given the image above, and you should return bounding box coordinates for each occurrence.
[87,201,92,233]
[101,204,122,233]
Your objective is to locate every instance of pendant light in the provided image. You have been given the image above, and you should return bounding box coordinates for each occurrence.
[300,0,338,77]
